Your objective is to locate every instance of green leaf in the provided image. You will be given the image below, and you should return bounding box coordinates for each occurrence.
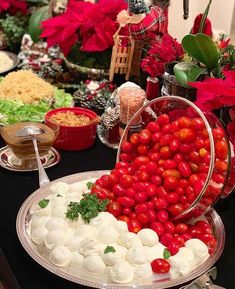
[198,0,212,33]
[38,199,49,208]
[163,248,171,259]
[26,0,49,3]
[28,5,49,42]
[174,62,207,87]
[86,182,94,190]
[104,246,116,254]
[57,194,62,197]
[182,33,219,70]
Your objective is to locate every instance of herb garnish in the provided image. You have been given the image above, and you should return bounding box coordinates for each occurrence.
[86,182,94,190]
[104,246,116,254]
[38,199,49,209]
[57,194,62,197]
[66,193,109,223]
[163,248,171,259]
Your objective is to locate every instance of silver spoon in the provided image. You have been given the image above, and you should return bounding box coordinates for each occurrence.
[16,125,50,187]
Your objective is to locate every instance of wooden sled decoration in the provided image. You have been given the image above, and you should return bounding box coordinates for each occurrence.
[109,30,135,82]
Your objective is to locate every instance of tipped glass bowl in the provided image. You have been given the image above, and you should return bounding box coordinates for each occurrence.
[117,96,234,220]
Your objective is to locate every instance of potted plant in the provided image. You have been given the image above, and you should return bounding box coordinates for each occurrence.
[39,0,128,80]
[161,0,235,100]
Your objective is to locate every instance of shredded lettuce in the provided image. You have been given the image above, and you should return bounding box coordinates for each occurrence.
[0,89,73,125]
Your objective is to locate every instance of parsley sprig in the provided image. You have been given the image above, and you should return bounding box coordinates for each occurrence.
[66,193,109,223]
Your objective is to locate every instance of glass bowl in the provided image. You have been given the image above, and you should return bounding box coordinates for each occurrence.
[0,122,59,169]
[116,96,234,220]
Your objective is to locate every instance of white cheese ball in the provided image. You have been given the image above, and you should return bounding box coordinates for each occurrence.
[50,181,69,196]
[145,243,166,262]
[79,238,106,257]
[109,260,134,283]
[44,228,72,250]
[137,229,159,246]
[34,202,52,217]
[120,232,142,249]
[75,224,96,238]
[51,205,67,219]
[65,236,85,251]
[89,212,116,230]
[133,263,153,280]
[126,245,148,265]
[30,215,50,232]
[45,217,68,231]
[101,244,127,266]
[49,246,72,267]
[185,238,209,260]
[50,195,67,207]
[70,251,84,267]
[169,247,194,275]
[97,226,120,244]
[83,255,106,274]
[31,227,48,245]
[113,220,128,233]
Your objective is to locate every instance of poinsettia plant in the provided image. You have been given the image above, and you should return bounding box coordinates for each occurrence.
[189,70,235,147]
[40,0,127,59]
[0,0,27,15]
[140,34,184,78]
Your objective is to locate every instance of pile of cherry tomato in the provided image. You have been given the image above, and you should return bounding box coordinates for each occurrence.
[90,113,227,258]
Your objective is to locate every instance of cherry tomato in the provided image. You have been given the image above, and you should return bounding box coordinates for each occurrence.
[179,128,196,143]
[137,144,149,155]
[160,134,174,146]
[178,116,191,128]
[119,174,134,189]
[117,196,135,207]
[150,221,165,236]
[174,223,188,234]
[156,114,169,126]
[107,201,122,217]
[155,197,168,210]
[160,232,174,246]
[135,203,148,214]
[146,121,160,132]
[168,204,184,216]
[117,215,130,223]
[151,258,170,273]
[137,213,149,226]
[164,176,179,191]
[128,219,142,233]
[156,210,169,223]
[130,133,139,145]
[164,221,175,234]
[178,162,191,177]
[139,129,152,144]
[167,241,179,255]
[121,140,133,154]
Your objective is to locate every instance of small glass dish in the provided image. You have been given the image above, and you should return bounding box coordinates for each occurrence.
[0,122,59,170]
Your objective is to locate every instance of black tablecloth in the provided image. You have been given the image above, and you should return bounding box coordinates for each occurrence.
[0,137,234,289]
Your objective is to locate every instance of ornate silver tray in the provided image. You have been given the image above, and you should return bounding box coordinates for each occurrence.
[16,170,225,289]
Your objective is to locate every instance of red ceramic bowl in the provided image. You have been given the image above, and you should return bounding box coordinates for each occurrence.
[45,107,98,151]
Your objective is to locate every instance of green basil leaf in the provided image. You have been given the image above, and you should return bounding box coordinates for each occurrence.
[38,199,49,209]
[86,182,94,190]
[163,248,171,259]
[104,246,116,254]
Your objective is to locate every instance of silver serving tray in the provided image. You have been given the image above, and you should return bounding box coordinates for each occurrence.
[16,170,225,289]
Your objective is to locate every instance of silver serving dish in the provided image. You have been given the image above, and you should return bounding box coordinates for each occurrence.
[16,170,225,289]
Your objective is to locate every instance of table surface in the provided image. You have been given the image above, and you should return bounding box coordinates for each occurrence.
[0,137,234,289]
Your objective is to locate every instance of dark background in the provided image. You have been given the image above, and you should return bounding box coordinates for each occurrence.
[0,137,234,289]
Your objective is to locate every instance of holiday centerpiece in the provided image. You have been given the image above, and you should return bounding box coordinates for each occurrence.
[40,0,128,80]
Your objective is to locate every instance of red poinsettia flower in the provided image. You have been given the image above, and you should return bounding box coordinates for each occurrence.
[141,34,184,77]
[190,70,235,146]
[0,0,27,15]
[41,0,127,56]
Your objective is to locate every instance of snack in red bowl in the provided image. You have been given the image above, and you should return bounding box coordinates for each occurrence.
[45,107,99,151]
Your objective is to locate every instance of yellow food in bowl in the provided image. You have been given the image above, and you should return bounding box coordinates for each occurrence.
[0,70,54,104]
[50,111,91,126]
